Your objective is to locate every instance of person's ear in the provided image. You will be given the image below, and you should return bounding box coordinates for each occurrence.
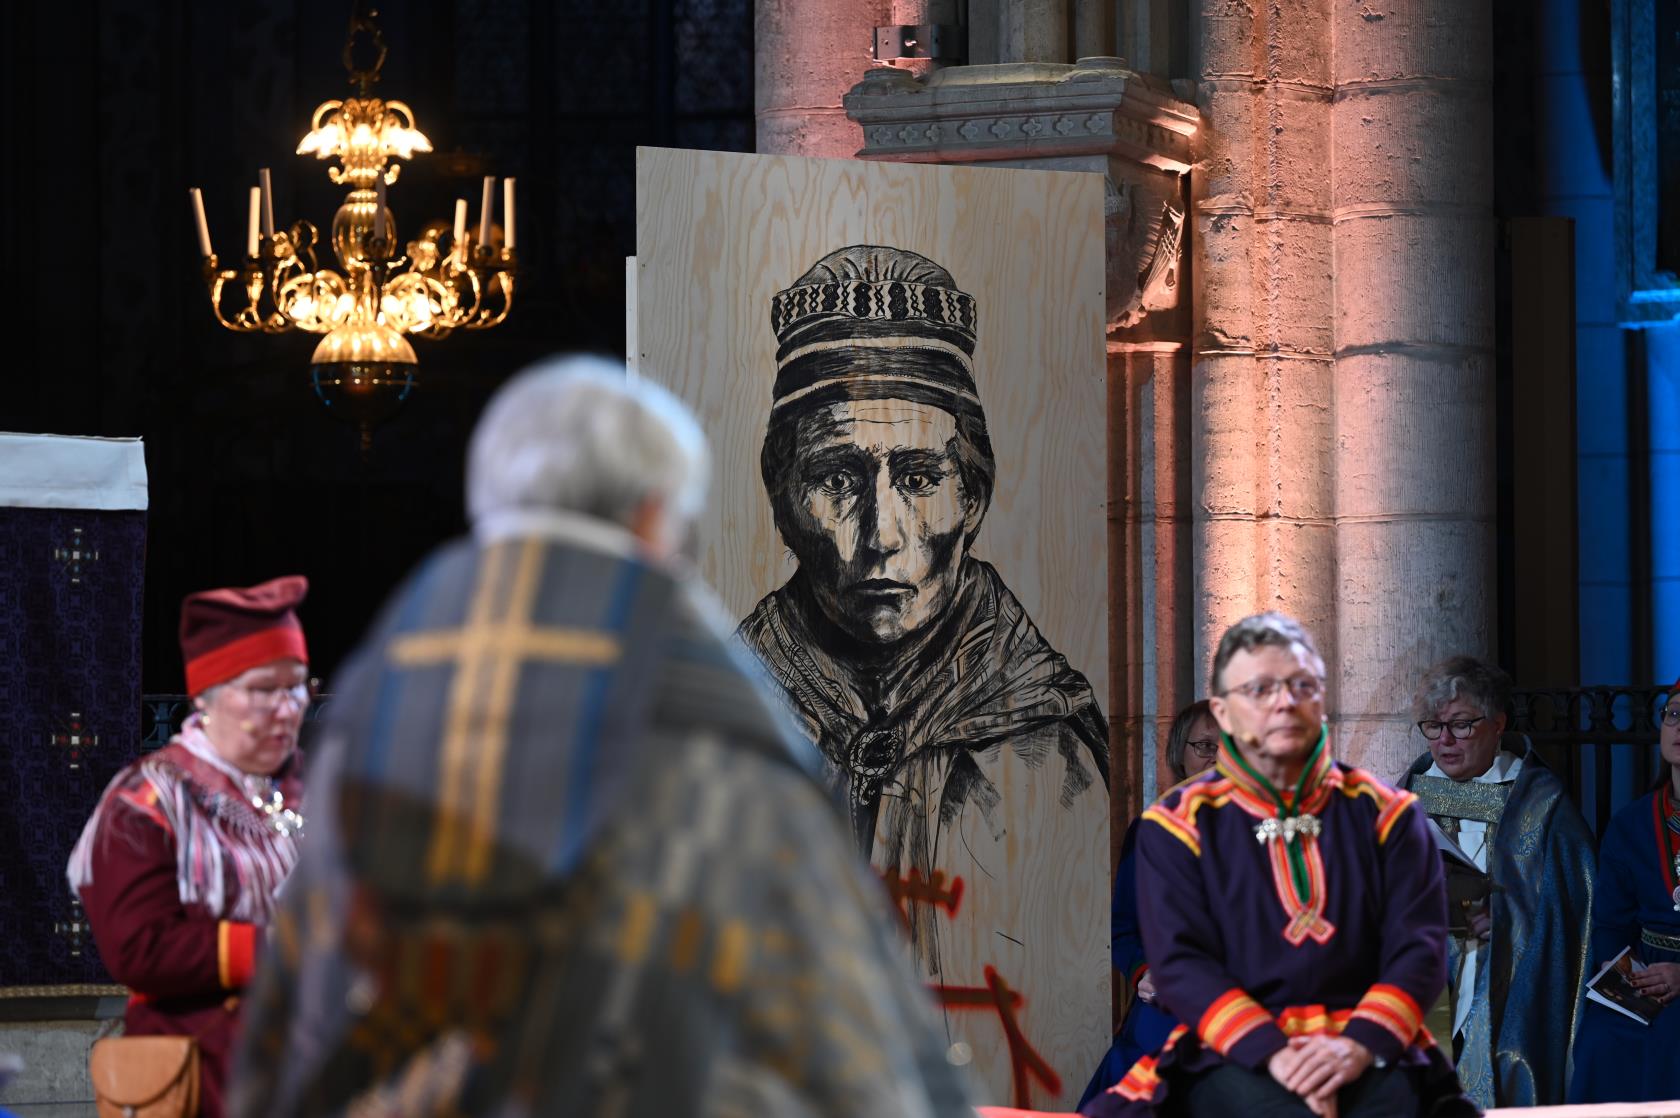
[1492,711,1508,736]
[628,496,677,560]
[1209,696,1233,736]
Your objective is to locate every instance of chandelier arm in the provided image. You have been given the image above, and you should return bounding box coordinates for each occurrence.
[204,261,262,333]
[465,270,515,330]
[450,265,487,327]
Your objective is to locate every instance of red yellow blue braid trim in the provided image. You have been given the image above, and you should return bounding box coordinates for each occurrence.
[1350,983,1424,1046]
[1198,988,1273,1056]
[1113,1025,1188,1101]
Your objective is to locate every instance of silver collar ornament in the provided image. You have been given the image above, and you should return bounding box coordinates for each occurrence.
[1254,814,1322,845]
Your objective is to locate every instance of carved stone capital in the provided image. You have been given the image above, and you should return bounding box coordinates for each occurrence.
[843,57,1198,174]
[844,59,1197,336]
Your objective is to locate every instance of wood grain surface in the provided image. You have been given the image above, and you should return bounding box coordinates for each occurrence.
[634,146,1109,1109]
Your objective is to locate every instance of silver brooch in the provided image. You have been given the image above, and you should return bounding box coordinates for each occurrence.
[250,788,305,838]
[1254,815,1321,845]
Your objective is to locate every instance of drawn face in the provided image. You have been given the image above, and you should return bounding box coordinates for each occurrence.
[782,398,982,644]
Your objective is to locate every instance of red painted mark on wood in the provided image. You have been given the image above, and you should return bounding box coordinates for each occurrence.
[933,966,1062,1108]
[881,866,965,930]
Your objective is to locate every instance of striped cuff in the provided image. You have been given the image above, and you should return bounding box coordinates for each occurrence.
[217,921,258,989]
[1345,983,1423,1060]
[1198,988,1284,1068]
[1129,962,1149,992]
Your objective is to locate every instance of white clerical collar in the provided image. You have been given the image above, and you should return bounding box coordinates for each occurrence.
[1423,748,1524,785]
[472,507,641,559]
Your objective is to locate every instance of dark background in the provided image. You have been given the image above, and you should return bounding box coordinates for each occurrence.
[1,0,754,690]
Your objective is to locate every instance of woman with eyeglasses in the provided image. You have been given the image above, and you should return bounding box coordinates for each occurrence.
[1077,700,1221,1108]
[68,577,311,1118]
[1396,655,1594,1109]
[1568,673,1680,1104]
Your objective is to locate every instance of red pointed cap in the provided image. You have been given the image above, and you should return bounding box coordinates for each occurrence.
[179,576,309,695]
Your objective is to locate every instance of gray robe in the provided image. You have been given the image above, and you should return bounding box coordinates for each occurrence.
[229,520,973,1117]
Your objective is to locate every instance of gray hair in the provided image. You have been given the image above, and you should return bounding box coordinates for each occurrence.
[467,356,710,530]
[1209,611,1326,694]
[1411,655,1512,722]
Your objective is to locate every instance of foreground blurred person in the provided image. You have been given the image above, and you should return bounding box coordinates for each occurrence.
[229,357,973,1117]
[1083,613,1473,1118]
[1568,673,1680,1104]
[70,577,311,1118]
[1398,656,1593,1108]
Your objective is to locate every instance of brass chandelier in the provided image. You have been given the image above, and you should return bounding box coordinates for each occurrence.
[188,3,516,445]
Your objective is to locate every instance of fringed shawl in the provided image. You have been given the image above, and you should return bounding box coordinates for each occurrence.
[68,715,302,924]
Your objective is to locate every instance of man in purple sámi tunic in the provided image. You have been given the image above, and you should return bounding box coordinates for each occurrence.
[1083,613,1475,1118]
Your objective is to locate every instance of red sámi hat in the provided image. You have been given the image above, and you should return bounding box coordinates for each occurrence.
[179,575,309,696]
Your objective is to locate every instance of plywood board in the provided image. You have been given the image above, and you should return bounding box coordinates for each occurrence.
[635,146,1109,1109]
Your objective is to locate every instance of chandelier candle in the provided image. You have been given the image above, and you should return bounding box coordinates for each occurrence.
[188,188,212,258]
[453,198,468,256]
[259,167,275,238]
[246,187,262,259]
[478,176,495,251]
[503,177,516,251]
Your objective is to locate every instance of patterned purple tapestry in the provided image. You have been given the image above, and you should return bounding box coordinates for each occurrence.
[0,506,146,990]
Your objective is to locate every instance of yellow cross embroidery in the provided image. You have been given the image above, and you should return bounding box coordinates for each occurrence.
[388,538,622,885]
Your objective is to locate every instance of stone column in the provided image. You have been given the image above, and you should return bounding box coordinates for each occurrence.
[756,0,893,157]
[1072,0,1115,62]
[1110,340,1194,809]
[999,0,1068,63]
[1330,3,1495,776]
[1190,0,1337,707]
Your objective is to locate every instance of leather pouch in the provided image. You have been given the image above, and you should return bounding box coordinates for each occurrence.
[89,1035,199,1118]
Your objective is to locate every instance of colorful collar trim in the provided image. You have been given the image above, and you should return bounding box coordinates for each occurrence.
[1216,725,1334,818]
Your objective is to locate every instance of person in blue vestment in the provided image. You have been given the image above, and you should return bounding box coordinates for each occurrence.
[1568,673,1680,1103]
[1078,699,1220,1107]
[1397,656,1594,1108]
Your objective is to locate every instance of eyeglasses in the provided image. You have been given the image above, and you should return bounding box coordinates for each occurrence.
[230,681,312,711]
[1221,675,1324,704]
[1186,739,1219,760]
[1662,705,1680,728]
[1416,716,1486,741]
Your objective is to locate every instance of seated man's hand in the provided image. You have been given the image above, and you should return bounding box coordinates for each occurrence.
[1267,1045,1330,1116]
[1280,1035,1373,1111]
[1135,972,1157,1004]
[1267,1045,1305,1091]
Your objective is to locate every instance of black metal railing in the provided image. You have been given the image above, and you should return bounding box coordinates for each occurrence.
[1510,686,1669,838]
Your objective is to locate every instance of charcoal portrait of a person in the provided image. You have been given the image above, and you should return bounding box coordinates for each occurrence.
[735,244,1109,976]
